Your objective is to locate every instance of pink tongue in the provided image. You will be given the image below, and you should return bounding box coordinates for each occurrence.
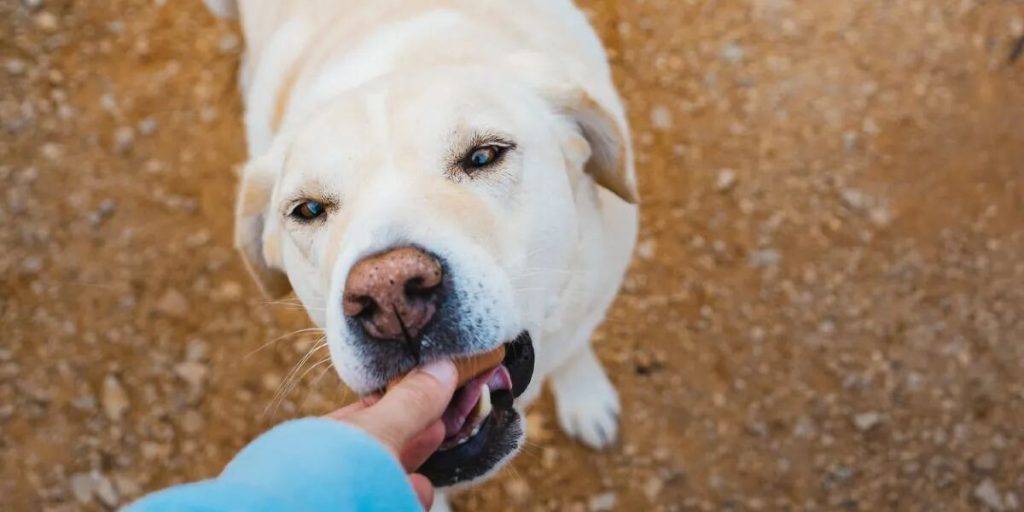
[440,365,513,439]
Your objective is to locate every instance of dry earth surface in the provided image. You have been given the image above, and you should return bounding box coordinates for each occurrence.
[2,0,1023,510]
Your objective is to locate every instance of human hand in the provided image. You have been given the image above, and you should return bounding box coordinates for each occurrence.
[326,360,457,510]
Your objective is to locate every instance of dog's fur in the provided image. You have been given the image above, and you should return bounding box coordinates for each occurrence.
[208,0,638,508]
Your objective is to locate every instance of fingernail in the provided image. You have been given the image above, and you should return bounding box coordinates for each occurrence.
[418,359,456,386]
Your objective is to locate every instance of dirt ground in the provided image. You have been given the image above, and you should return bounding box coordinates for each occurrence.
[2,0,1023,510]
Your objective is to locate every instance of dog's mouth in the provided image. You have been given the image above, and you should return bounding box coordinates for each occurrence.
[419,331,534,487]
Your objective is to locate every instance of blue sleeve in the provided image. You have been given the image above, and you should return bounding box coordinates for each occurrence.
[127,418,422,512]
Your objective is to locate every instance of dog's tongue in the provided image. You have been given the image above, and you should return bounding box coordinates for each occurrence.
[441,365,512,439]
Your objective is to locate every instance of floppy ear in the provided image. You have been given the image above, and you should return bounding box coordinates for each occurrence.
[235,155,292,298]
[551,88,639,204]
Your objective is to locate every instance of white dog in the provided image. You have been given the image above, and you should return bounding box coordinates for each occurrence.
[206,0,638,508]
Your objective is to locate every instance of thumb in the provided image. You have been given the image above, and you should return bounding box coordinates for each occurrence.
[349,359,458,453]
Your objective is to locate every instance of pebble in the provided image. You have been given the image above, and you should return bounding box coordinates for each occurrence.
[94,473,120,507]
[588,491,617,512]
[748,249,781,268]
[218,33,241,54]
[155,289,189,318]
[840,188,870,211]
[174,361,208,388]
[715,169,737,192]
[504,478,531,505]
[643,475,665,501]
[101,374,130,421]
[721,41,746,63]
[5,59,27,76]
[636,239,657,260]
[650,105,673,130]
[138,117,159,136]
[34,11,58,31]
[70,472,95,504]
[114,126,136,153]
[974,479,1004,510]
[853,411,881,431]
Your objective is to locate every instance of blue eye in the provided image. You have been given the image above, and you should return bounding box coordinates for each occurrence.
[292,200,326,221]
[470,147,497,167]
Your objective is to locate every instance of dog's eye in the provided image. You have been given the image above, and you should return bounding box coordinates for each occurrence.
[290,200,326,221]
[460,144,510,173]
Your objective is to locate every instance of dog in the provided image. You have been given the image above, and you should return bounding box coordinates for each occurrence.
[205,0,638,508]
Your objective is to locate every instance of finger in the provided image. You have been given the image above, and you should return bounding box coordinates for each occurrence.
[409,473,434,511]
[324,401,369,420]
[349,360,457,452]
[399,419,445,471]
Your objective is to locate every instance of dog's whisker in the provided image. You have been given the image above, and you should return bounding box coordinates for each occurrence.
[264,338,328,417]
[246,327,325,359]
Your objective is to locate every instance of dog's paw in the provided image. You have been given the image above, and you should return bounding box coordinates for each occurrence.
[551,349,621,450]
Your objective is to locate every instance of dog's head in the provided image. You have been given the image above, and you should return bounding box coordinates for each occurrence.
[234,66,636,486]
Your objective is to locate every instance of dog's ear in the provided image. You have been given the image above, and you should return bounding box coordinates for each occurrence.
[554,87,639,204]
[235,154,292,298]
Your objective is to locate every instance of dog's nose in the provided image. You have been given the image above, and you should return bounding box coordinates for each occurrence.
[342,247,443,341]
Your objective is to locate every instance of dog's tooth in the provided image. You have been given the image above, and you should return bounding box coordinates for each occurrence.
[476,384,492,420]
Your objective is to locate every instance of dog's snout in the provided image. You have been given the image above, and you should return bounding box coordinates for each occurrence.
[342,247,443,341]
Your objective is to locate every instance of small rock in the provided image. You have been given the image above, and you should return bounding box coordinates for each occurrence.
[114,126,135,153]
[588,492,616,512]
[185,338,209,361]
[504,478,531,505]
[975,479,1004,510]
[541,447,559,470]
[218,33,240,54]
[212,281,243,302]
[34,11,58,31]
[174,362,208,388]
[5,59,26,75]
[94,473,119,507]
[40,142,63,161]
[721,41,745,63]
[650,105,673,130]
[748,249,781,268]
[101,375,130,421]
[636,239,657,260]
[840,188,869,211]
[643,475,664,501]
[853,411,881,431]
[137,117,158,136]
[22,0,43,10]
[70,472,95,504]
[869,206,892,227]
[155,289,189,318]
[20,256,43,275]
[715,168,737,192]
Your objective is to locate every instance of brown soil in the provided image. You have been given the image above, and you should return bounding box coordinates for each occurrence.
[2,1,1023,510]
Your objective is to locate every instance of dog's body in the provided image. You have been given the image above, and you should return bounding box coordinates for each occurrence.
[208,0,637,507]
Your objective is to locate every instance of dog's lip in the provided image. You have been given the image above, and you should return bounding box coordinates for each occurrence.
[418,332,533,486]
[440,365,512,441]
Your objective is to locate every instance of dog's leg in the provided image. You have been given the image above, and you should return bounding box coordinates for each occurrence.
[550,343,620,450]
[430,491,453,512]
[203,0,238,19]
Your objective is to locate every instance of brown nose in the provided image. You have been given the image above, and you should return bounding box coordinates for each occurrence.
[342,247,443,341]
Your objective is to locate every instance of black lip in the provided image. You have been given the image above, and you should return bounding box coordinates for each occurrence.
[503,331,534,398]
[419,331,534,487]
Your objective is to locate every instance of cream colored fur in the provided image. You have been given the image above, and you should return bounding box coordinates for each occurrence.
[209,0,638,506]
